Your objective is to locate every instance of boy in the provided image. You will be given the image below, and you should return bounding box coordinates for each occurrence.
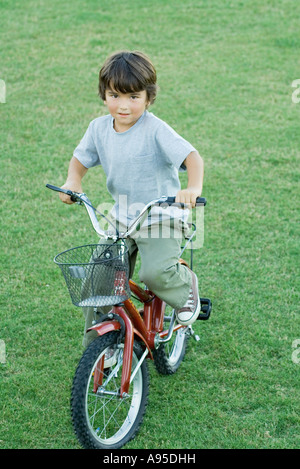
[59,50,204,343]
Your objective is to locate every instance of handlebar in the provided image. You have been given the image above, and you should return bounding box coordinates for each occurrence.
[45,184,82,203]
[46,184,206,239]
[155,196,206,207]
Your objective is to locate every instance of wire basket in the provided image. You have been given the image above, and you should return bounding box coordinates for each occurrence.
[54,243,130,307]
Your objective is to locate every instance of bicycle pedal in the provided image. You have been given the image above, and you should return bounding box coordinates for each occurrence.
[197,298,212,320]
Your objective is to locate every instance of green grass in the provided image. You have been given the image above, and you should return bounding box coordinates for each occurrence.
[1,0,299,449]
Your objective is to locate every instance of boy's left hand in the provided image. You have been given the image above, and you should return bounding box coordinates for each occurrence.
[175,187,202,208]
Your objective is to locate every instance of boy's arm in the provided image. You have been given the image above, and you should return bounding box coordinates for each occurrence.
[59,156,88,204]
[175,151,204,208]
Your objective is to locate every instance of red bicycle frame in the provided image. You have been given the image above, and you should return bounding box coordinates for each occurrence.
[87,278,186,397]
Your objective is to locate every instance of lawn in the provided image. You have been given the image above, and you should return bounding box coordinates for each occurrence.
[0,0,299,449]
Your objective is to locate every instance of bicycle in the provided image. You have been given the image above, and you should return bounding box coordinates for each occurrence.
[46,183,212,449]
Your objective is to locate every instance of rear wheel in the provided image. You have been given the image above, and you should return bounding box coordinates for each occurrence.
[153,304,189,375]
[71,331,149,449]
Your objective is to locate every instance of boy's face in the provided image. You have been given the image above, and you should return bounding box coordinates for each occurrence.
[104,88,149,132]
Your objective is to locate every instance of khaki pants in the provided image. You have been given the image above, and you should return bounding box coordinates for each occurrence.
[82,220,192,347]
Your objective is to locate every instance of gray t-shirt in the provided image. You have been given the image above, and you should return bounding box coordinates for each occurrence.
[73,111,196,225]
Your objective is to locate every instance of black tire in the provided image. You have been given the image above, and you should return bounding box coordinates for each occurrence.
[153,304,189,375]
[71,331,149,449]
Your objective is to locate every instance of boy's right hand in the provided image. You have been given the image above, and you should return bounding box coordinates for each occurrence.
[59,183,83,204]
[59,157,87,204]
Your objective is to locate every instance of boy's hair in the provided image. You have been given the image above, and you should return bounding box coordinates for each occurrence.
[99,50,157,105]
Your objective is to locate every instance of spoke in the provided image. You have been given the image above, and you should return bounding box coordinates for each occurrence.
[102,399,106,439]
[98,396,129,439]
[87,378,133,439]
[87,393,115,419]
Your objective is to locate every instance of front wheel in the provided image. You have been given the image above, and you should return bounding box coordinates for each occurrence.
[71,331,149,449]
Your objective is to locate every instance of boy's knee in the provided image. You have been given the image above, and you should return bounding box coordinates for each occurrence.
[139,265,171,291]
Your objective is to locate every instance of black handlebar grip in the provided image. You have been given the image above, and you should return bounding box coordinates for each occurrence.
[157,196,207,207]
[46,184,75,198]
[46,184,82,203]
[46,183,61,192]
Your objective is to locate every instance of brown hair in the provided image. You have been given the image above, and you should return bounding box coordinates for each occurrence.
[99,50,158,105]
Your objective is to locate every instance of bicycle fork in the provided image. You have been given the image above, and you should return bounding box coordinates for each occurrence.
[87,306,152,398]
